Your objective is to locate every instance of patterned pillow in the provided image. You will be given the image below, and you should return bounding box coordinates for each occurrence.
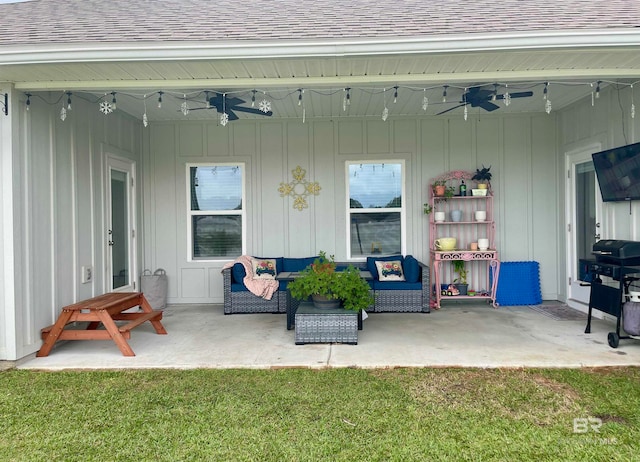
[375,260,405,281]
[252,258,277,279]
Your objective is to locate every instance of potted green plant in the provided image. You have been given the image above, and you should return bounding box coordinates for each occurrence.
[472,165,492,189]
[432,179,447,197]
[287,251,374,311]
[452,260,468,296]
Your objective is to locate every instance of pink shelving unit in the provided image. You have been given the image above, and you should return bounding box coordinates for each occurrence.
[428,171,500,309]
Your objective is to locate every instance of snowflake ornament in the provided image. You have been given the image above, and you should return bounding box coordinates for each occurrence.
[503,91,511,107]
[381,106,389,122]
[99,101,113,114]
[59,107,67,121]
[258,99,272,113]
[142,112,148,127]
[422,96,429,111]
[181,101,190,116]
[220,112,229,127]
[545,99,552,114]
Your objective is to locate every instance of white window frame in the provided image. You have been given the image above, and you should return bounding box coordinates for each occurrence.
[346,160,406,260]
[186,162,246,261]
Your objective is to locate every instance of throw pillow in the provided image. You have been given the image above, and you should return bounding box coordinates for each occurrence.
[403,255,420,283]
[375,260,405,281]
[252,258,277,279]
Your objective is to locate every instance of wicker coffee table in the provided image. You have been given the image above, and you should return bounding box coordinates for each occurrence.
[294,302,359,345]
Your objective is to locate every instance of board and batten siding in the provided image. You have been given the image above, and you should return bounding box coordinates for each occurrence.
[143,114,560,304]
[0,90,142,360]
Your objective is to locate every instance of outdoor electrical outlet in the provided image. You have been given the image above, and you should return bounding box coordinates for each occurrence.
[81,266,93,283]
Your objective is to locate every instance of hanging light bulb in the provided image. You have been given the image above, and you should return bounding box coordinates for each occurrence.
[205,91,210,109]
[25,93,31,111]
[503,84,511,106]
[111,92,117,110]
[142,94,148,128]
[543,82,548,100]
[297,88,303,106]
[343,87,351,111]
[66,92,72,110]
[491,84,498,101]
[393,86,398,104]
[157,91,163,109]
[595,81,601,99]
[442,85,448,103]
[251,89,256,107]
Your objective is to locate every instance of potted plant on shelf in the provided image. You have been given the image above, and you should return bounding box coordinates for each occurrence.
[287,251,374,311]
[472,165,492,190]
[432,179,455,198]
[452,260,468,296]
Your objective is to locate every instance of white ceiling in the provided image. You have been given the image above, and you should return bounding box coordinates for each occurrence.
[5,46,640,122]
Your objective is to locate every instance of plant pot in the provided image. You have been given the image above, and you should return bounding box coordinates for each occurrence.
[477,183,488,190]
[311,294,341,309]
[455,283,468,296]
[434,185,446,196]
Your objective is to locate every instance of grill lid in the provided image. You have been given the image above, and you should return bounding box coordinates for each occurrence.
[592,239,640,261]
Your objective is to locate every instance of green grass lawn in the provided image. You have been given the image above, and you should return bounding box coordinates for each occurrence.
[1,367,639,461]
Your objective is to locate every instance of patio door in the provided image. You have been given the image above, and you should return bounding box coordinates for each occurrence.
[106,155,137,292]
[566,145,602,308]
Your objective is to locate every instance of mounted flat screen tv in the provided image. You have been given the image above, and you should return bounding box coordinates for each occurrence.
[592,142,640,202]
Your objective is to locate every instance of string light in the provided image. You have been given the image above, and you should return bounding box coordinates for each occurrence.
[25,93,31,111]
[297,88,303,106]
[595,81,601,99]
[343,87,351,112]
[111,92,117,110]
[382,88,389,121]
[204,91,210,109]
[393,86,398,104]
[442,85,448,103]
[157,91,163,108]
[545,83,552,114]
[543,82,548,100]
[66,92,72,110]
[491,84,498,101]
[251,89,256,107]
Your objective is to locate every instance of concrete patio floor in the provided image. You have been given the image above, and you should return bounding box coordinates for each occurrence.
[16,302,640,370]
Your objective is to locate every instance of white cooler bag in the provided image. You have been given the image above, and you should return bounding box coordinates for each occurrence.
[623,301,640,336]
[140,268,168,310]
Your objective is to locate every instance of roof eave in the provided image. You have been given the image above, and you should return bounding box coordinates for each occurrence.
[1,29,640,65]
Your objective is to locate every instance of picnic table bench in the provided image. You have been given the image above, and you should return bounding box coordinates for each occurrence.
[37,292,167,357]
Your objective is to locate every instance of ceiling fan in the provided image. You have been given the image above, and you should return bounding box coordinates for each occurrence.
[190,92,273,120]
[437,86,534,115]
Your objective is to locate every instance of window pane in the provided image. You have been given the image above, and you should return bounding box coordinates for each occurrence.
[191,166,242,211]
[350,212,401,256]
[192,215,242,258]
[349,163,402,208]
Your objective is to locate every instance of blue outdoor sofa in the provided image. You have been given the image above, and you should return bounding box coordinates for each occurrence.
[222,255,430,314]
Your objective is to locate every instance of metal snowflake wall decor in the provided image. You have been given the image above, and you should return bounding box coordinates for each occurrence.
[278,166,321,211]
[99,101,114,114]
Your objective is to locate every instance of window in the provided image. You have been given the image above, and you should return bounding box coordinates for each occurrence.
[347,161,404,258]
[188,163,245,259]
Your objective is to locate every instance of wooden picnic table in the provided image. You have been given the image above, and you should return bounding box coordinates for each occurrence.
[37,292,167,357]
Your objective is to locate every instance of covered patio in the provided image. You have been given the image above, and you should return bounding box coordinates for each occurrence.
[3,0,640,363]
[17,302,640,370]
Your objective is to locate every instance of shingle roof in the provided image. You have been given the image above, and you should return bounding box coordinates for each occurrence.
[0,0,639,45]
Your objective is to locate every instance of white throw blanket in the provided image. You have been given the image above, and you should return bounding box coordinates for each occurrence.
[222,255,279,300]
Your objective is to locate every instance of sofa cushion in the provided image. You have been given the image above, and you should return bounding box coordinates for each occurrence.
[231,283,249,292]
[232,263,246,284]
[403,255,420,283]
[367,255,404,280]
[283,256,318,272]
[375,260,405,281]
[252,258,278,279]
[373,281,422,291]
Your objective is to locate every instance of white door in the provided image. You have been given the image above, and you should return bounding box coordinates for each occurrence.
[566,145,603,308]
[106,155,137,292]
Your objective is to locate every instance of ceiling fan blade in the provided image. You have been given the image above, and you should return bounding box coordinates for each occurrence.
[496,91,534,100]
[477,101,500,112]
[226,109,239,120]
[232,106,273,117]
[436,104,465,116]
